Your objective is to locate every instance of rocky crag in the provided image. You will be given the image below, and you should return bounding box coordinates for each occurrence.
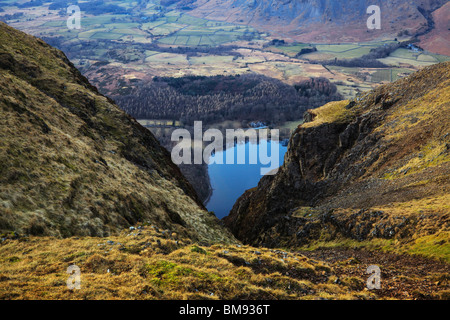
[225,61,449,261]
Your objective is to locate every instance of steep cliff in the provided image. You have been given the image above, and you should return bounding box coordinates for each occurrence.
[225,61,449,256]
[0,22,235,243]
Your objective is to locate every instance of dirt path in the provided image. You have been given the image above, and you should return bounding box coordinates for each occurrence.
[300,248,450,299]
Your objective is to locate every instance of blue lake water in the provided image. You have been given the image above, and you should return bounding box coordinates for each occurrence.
[205,140,288,219]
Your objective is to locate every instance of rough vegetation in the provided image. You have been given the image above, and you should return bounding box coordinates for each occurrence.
[0,225,352,300]
[1,223,448,300]
[0,22,234,243]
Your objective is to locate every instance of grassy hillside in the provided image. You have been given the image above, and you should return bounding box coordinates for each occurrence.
[0,21,234,243]
[1,223,449,300]
[0,225,361,300]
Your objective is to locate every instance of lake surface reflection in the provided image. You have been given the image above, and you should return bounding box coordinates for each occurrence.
[205,140,288,219]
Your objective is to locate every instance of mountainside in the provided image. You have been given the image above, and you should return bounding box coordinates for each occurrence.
[0,22,235,243]
[418,1,450,56]
[190,0,448,45]
[224,61,450,259]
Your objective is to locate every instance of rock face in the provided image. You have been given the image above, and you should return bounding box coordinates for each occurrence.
[224,61,450,247]
[190,0,448,43]
[0,22,236,243]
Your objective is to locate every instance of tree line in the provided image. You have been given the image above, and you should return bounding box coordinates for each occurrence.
[115,74,342,126]
[310,41,417,68]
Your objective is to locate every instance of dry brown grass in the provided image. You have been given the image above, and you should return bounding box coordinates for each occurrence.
[301,100,353,128]
[0,224,377,300]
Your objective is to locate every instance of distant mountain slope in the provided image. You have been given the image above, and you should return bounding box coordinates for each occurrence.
[418,1,450,56]
[224,61,449,259]
[190,0,448,44]
[0,22,235,243]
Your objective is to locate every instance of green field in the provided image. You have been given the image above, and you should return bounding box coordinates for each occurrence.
[136,11,259,46]
[89,32,123,40]
[313,44,373,59]
[104,22,141,29]
[43,20,66,27]
[378,48,442,67]
[272,41,399,60]
[189,55,236,65]
[391,68,414,81]
[20,3,259,46]
[159,30,248,46]
[430,54,450,63]
[327,66,361,75]
[269,44,312,53]
[145,52,188,64]
[371,69,392,83]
